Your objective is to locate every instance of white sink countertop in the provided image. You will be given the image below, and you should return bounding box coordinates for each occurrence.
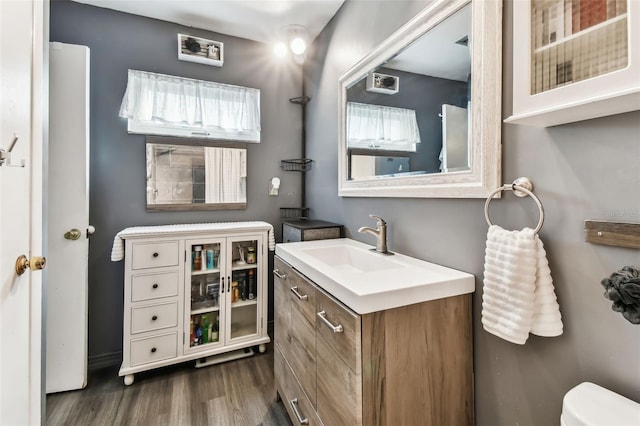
[275,238,475,314]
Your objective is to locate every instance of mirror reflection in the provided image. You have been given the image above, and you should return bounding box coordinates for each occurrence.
[146,142,247,211]
[346,3,471,180]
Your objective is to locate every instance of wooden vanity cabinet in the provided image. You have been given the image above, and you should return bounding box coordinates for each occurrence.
[274,256,474,426]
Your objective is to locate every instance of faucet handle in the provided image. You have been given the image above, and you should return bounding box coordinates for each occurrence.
[369,214,386,225]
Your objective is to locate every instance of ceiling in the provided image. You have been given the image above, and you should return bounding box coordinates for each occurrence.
[386,3,471,82]
[71,0,345,45]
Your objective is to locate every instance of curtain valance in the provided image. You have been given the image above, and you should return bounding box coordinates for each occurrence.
[346,102,421,151]
[119,70,260,142]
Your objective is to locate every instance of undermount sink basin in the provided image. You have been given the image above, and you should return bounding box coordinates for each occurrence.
[275,238,475,314]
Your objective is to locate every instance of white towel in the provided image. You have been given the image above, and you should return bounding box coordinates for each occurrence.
[111,221,276,262]
[481,225,563,344]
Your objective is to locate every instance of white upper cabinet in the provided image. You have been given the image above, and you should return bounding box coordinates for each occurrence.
[506,0,640,127]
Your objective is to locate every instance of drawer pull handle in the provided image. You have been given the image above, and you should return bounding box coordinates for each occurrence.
[152,252,159,258]
[227,276,230,293]
[221,276,225,293]
[273,269,286,279]
[150,347,157,353]
[152,283,159,289]
[290,286,308,301]
[317,311,344,333]
[152,315,158,321]
[289,398,309,425]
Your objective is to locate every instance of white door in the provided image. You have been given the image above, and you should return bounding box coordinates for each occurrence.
[46,42,90,393]
[441,103,469,172]
[0,0,46,424]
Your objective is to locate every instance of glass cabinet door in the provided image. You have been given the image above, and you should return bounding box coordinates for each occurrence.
[530,0,629,94]
[225,236,261,342]
[186,239,224,352]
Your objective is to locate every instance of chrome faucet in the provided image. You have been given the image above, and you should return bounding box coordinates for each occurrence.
[358,214,393,255]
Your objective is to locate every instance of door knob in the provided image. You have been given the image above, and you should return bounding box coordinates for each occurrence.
[15,255,47,275]
[64,228,82,240]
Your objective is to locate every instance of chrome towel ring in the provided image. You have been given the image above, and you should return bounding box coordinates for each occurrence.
[484,177,545,234]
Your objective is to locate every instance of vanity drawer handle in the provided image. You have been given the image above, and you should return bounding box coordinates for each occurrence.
[317,311,343,333]
[289,398,309,425]
[150,347,157,353]
[152,283,159,289]
[273,269,286,279]
[151,315,158,321]
[152,252,159,258]
[290,286,308,301]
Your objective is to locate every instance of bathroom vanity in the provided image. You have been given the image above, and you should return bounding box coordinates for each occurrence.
[114,222,272,385]
[274,238,475,425]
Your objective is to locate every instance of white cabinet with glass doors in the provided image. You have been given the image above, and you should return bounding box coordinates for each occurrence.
[505,0,639,127]
[185,235,265,355]
[116,222,271,385]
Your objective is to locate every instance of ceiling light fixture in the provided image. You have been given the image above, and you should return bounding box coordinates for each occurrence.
[290,36,307,55]
[274,24,309,60]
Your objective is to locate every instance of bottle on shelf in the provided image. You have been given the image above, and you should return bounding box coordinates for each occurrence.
[246,246,256,264]
[202,315,210,344]
[193,246,203,271]
[232,281,239,303]
[212,319,219,342]
[213,250,219,268]
[206,248,214,269]
[248,269,255,300]
[196,323,202,345]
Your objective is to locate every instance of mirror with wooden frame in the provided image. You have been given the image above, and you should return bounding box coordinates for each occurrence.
[338,0,502,198]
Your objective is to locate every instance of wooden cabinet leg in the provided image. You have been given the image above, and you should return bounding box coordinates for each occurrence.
[258,343,266,353]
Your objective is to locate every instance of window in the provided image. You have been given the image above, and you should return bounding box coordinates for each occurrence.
[346,102,421,152]
[119,70,261,142]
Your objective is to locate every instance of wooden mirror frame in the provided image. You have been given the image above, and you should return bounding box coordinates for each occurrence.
[338,0,502,198]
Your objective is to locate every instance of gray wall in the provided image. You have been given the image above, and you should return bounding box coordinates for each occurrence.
[50,1,304,363]
[304,1,640,425]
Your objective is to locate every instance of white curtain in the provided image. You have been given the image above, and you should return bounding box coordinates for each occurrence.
[119,70,260,141]
[346,102,421,152]
[204,147,247,203]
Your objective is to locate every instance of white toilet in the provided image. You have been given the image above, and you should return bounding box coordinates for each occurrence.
[561,382,640,425]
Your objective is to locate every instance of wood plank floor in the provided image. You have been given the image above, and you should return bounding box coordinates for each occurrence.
[46,346,292,426]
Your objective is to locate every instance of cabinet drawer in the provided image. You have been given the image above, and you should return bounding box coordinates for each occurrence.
[131,241,179,270]
[274,258,317,405]
[130,332,177,367]
[131,271,179,302]
[131,302,178,334]
[315,289,360,371]
[275,346,321,426]
[274,258,317,325]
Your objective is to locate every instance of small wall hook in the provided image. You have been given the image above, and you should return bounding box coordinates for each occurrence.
[0,135,25,168]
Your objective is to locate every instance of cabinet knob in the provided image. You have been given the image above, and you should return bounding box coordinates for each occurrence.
[152,283,159,289]
[152,252,159,258]
[152,315,158,321]
[150,347,157,353]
